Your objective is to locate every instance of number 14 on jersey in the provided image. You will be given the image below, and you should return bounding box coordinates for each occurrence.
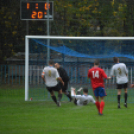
[92,71,99,78]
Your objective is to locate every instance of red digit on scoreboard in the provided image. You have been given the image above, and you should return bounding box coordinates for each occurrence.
[31,11,37,19]
[27,3,30,9]
[44,3,50,10]
[38,11,43,19]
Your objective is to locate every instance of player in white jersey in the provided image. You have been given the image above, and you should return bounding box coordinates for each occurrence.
[41,60,64,107]
[71,87,95,106]
[110,57,128,108]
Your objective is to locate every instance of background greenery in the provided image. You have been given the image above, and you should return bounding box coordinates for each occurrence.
[1,0,134,63]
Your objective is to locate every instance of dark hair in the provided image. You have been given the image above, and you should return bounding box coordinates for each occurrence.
[49,60,54,65]
[83,88,88,93]
[94,59,100,65]
[113,57,119,63]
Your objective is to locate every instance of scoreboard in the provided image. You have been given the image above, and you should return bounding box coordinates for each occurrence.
[20,1,54,20]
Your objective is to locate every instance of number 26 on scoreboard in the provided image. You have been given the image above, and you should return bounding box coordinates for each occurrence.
[31,11,47,19]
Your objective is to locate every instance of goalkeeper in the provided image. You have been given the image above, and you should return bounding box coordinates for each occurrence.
[55,63,72,102]
[71,87,96,106]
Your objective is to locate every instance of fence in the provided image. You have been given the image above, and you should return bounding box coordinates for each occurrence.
[1,64,134,85]
[0,65,25,85]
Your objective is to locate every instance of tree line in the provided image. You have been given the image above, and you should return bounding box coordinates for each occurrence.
[0,0,134,63]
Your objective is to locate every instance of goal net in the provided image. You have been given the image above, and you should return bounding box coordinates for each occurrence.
[25,36,134,102]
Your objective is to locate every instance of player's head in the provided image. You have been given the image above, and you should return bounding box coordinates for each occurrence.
[83,88,88,94]
[55,63,60,69]
[94,59,100,66]
[49,60,54,66]
[113,57,119,63]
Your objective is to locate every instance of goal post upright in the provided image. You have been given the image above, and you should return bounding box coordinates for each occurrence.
[47,0,50,64]
[25,36,29,101]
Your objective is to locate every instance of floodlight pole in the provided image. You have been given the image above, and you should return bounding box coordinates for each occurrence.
[47,0,50,65]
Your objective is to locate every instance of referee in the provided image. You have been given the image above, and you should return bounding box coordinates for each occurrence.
[55,63,72,102]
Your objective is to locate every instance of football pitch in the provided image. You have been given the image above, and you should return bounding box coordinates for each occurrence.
[0,87,134,134]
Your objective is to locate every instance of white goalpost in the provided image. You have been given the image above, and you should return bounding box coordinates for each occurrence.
[25,35,134,101]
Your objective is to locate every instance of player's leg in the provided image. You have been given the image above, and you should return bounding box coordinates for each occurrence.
[47,87,58,105]
[76,87,83,95]
[90,96,96,104]
[124,88,128,108]
[100,96,105,115]
[95,96,100,113]
[57,89,62,106]
[94,88,100,113]
[53,84,63,107]
[73,98,77,105]
[99,87,107,115]
[117,83,122,108]
[62,82,72,101]
[70,87,79,105]
[117,89,121,108]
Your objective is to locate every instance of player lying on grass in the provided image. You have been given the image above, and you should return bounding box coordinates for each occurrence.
[71,87,96,106]
[41,60,64,107]
[88,59,111,115]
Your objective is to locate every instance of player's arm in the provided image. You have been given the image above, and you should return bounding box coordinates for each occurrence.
[41,71,45,82]
[102,69,111,80]
[124,64,128,76]
[56,70,64,85]
[89,96,96,104]
[110,66,115,78]
[87,70,91,78]
[130,84,134,88]
[57,77,64,85]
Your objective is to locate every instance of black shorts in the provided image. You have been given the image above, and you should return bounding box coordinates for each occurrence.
[59,82,68,92]
[46,84,61,93]
[116,83,128,89]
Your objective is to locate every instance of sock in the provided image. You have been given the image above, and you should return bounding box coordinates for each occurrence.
[74,98,77,105]
[117,95,121,104]
[58,94,62,102]
[100,101,105,114]
[66,91,72,101]
[51,96,57,104]
[124,93,128,103]
[95,101,100,113]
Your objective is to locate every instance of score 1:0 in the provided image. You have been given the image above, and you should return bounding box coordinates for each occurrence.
[26,3,50,10]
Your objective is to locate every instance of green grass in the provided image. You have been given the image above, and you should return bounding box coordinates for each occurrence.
[0,87,134,134]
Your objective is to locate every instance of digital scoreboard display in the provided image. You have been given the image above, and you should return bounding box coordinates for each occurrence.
[20,1,54,20]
